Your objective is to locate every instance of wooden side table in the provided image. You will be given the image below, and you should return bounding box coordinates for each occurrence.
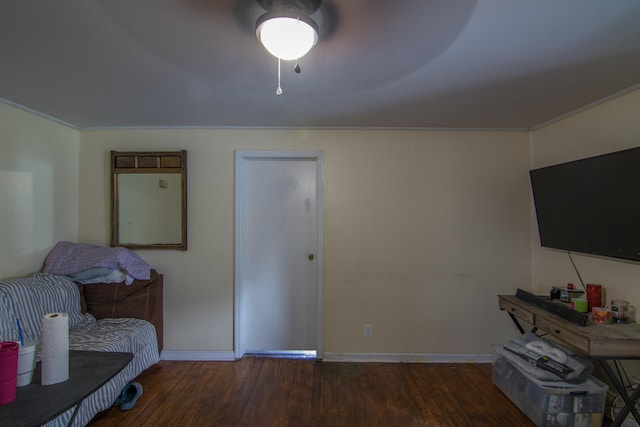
[499,294,640,427]
[0,350,133,427]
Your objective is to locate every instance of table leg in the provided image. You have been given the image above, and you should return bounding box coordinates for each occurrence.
[67,401,82,427]
[507,312,526,335]
[599,359,640,427]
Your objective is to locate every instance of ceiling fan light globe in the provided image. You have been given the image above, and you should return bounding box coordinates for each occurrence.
[257,17,318,61]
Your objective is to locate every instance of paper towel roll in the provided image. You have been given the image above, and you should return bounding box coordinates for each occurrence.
[41,312,69,385]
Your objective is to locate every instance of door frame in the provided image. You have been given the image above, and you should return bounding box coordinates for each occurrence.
[234,150,324,359]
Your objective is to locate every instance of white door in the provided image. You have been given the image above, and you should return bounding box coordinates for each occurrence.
[235,151,323,358]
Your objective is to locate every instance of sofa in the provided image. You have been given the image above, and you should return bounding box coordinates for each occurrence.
[79,269,164,352]
[0,272,160,426]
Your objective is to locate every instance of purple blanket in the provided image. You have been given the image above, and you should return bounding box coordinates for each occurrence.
[42,241,151,280]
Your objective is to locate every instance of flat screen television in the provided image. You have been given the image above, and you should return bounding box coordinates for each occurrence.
[529,146,640,262]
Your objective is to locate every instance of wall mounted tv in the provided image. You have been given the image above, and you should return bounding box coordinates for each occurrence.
[529,146,640,262]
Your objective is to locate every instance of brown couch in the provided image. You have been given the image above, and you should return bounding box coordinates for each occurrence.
[78,269,164,351]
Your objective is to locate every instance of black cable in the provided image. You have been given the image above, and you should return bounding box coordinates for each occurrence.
[568,251,587,290]
[615,360,625,386]
[616,360,634,390]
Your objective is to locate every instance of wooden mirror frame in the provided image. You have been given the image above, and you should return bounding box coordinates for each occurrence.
[111,150,187,250]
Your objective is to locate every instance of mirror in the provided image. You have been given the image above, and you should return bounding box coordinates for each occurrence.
[111,150,187,250]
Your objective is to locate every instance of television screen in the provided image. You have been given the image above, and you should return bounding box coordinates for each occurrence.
[529,147,640,262]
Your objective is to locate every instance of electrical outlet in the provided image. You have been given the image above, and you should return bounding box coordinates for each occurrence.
[364,324,373,338]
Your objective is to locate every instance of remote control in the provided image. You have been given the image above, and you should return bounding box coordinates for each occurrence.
[503,344,574,379]
[536,356,573,378]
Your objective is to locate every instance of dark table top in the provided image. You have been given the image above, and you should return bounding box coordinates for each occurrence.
[0,350,133,427]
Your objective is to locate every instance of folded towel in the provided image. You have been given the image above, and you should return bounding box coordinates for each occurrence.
[43,241,151,281]
[496,332,592,382]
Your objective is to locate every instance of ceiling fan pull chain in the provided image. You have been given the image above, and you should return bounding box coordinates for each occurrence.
[276,57,283,96]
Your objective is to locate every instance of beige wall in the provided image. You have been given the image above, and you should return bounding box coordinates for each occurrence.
[78,128,531,356]
[530,88,640,306]
[4,87,638,359]
[530,87,640,383]
[0,103,79,278]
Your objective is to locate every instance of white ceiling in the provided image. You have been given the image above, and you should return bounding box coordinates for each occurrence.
[2,0,640,130]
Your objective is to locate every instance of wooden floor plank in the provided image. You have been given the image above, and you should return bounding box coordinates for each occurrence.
[89,357,535,427]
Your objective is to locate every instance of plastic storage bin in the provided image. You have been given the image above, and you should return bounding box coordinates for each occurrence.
[493,355,608,427]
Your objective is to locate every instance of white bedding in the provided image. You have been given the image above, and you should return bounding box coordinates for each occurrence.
[42,315,160,427]
[0,273,159,427]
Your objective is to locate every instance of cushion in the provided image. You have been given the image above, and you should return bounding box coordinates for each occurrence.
[0,273,85,342]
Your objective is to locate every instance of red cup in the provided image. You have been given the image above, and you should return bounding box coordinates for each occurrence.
[0,341,19,405]
[586,284,602,311]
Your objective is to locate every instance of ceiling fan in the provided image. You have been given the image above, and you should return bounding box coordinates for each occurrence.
[255,0,323,60]
[253,0,325,94]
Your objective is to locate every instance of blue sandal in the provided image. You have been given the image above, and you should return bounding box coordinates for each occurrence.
[117,382,144,411]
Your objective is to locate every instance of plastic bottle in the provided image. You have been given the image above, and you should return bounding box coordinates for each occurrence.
[628,305,636,323]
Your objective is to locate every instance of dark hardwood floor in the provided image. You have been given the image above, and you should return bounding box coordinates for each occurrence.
[89,357,535,427]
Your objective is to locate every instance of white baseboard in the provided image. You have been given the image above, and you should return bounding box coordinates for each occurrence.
[158,350,492,363]
[160,350,236,361]
[321,353,493,363]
